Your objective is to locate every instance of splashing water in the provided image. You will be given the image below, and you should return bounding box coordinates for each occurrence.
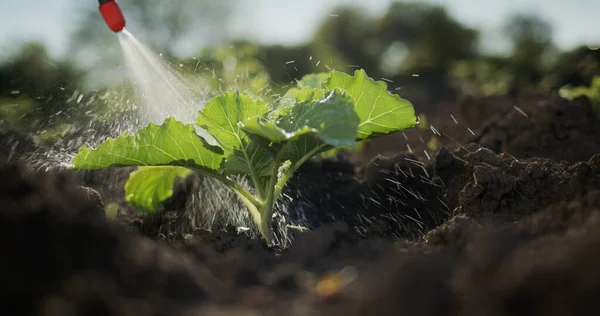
[117,29,199,125]
[117,29,216,143]
[30,28,217,172]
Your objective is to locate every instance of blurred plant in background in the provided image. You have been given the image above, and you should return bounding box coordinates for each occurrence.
[560,76,600,112]
[0,42,83,131]
[0,95,36,129]
[449,57,514,97]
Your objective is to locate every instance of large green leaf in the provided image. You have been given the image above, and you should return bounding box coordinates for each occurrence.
[326,69,417,139]
[73,117,223,170]
[196,91,273,178]
[242,90,357,146]
[196,91,269,155]
[242,89,359,161]
[125,166,192,213]
[249,87,328,138]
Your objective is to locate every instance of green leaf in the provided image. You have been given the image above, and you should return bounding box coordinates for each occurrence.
[196,91,270,156]
[73,117,223,170]
[243,90,357,146]
[242,89,359,161]
[241,120,288,143]
[326,69,417,139]
[196,91,273,180]
[285,135,326,163]
[277,86,327,116]
[124,166,192,213]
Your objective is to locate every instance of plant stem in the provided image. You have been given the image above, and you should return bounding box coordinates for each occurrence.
[233,190,262,231]
[259,146,286,245]
[273,144,327,198]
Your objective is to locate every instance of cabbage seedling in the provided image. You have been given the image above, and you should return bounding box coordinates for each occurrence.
[72,69,417,245]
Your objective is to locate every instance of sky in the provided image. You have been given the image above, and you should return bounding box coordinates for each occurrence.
[1,0,599,59]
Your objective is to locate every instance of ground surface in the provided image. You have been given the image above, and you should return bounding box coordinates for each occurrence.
[1,94,600,315]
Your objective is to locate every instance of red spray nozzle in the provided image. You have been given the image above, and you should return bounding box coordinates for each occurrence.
[99,0,126,33]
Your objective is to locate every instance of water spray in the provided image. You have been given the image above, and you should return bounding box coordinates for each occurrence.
[99,0,126,32]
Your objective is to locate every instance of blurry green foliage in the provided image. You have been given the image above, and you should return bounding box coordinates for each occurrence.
[504,14,555,69]
[34,123,76,146]
[449,58,514,96]
[503,13,559,92]
[550,46,600,88]
[560,76,600,111]
[313,6,380,72]
[377,2,479,71]
[0,42,84,131]
[0,95,36,129]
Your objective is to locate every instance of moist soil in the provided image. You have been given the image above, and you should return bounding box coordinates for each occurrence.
[1,93,600,316]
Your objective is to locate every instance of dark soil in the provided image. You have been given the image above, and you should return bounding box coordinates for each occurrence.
[2,93,600,315]
[359,94,600,164]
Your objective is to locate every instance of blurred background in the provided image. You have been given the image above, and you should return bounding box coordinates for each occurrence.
[0,0,599,153]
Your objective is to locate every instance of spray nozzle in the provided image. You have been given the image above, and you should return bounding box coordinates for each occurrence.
[99,0,126,33]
